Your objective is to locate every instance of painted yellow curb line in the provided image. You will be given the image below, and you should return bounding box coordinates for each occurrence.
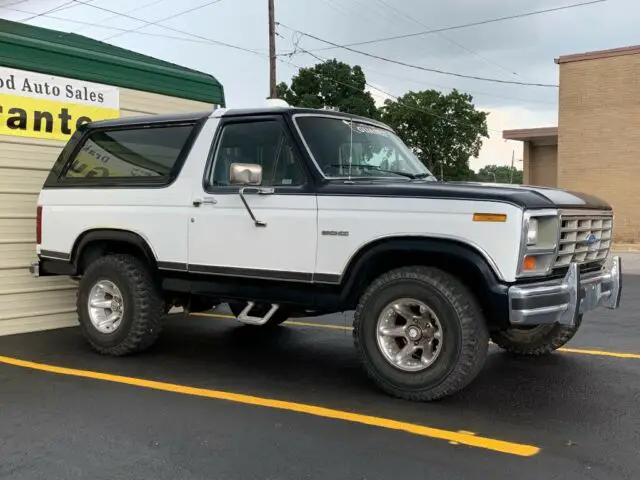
[192,313,640,359]
[557,347,640,359]
[0,354,539,457]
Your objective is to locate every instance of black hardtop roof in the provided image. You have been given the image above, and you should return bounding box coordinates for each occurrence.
[81,106,391,131]
[221,107,391,129]
[83,111,212,130]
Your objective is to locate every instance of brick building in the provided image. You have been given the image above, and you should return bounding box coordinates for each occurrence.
[503,45,640,244]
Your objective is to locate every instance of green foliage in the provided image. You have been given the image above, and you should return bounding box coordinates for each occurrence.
[276,59,378,119]
[380,89,489,181]
[475,164,523,184]
[278,60,490,181]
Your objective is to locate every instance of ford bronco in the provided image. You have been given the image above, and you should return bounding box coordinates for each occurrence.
[29,103,622,401]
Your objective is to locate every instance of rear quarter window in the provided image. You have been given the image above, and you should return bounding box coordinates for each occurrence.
[55,123,197,186]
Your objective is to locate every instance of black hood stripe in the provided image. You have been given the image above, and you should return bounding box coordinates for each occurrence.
[316,181,612,211]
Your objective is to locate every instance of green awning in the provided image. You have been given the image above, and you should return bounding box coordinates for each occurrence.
[0,18,225,106]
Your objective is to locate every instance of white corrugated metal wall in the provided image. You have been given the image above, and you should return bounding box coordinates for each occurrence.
[0,88,212,335]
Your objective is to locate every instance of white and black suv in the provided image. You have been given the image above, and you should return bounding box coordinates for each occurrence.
[29,103,622,401]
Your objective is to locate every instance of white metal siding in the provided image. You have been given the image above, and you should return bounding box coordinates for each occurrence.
[0,88,212,336]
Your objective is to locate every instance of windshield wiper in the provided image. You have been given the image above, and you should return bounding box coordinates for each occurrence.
[412,172,436,180]
[328,164,418,179]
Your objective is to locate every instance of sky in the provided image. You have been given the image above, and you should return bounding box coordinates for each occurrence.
[1,0,637,171]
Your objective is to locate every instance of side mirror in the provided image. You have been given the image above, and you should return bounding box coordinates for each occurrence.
[230,163,262,185]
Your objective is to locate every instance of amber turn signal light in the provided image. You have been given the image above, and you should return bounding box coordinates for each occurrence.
[472,213,507,222]
[522,255,536,271]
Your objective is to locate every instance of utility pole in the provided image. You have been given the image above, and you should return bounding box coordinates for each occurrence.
[509,150,515,183]
[268,0,277,98]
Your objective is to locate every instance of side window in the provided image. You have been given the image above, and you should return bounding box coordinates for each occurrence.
[63,124,194,180]
[210,120,306,187]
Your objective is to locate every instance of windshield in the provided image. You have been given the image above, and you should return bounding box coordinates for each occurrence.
[295,115,435,180]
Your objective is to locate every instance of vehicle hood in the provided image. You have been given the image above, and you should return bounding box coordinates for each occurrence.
[448,181,612,211]
[318,179,612,211]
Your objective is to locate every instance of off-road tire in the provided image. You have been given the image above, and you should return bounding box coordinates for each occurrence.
[228,301,290,327]
[353,266,489,402]
[77,254,165,356]
[490,316,582,356]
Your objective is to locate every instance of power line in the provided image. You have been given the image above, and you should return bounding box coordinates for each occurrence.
[68,0,264,57]
[372,0,521,79]
[288,41,556,106]
[362,65,556,105]
[15,0,79,21]
[0,4,265,51]
[278,22,559,88]
[280,0,606,54]
[75,0,168,36]
[101,0,224,42]
[279,20,551,105]
[319,0,395,37]
[281,54,503,135]
[0,0,34,8]
[288,0,544,105]
[276,32,502,134]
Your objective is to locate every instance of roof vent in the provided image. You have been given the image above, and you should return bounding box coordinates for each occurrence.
[265,98,289,108]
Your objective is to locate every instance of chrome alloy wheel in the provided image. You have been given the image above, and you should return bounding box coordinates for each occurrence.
[88,280,125,334]
[376,298,443,372]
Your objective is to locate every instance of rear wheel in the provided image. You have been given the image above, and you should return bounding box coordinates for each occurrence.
[77,254,165,356]
[490,317,582,356]
[353,266,489,402]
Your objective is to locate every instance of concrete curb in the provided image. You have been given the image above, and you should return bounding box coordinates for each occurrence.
[613,244,640,253]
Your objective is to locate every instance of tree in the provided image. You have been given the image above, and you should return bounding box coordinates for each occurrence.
[276,59,379,119]
[380,89,488,181]
[475,164,523,184]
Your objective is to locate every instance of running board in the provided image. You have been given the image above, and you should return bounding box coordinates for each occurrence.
[236,301,280,325]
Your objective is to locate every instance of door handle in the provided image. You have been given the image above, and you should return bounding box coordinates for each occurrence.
[193,197,217,207]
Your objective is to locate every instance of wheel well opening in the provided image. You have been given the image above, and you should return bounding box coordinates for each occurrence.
[75,239,157,274]
[346,249,496,324]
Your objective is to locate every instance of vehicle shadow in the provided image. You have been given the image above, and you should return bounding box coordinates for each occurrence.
[154,315,636,429]
[2,312,636,443]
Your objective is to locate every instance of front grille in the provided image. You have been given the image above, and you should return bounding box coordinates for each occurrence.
[554,213,613,269]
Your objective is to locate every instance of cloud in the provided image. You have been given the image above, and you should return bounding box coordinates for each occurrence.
[471,105,557,171]
[8,0,636,169]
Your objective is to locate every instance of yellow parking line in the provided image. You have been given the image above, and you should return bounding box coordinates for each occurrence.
[286,320,352,331]
[0,354,539,457]
[557,347,640,359]
[194,312,236,319]
[191,312,640,359]
[191,312,352,331]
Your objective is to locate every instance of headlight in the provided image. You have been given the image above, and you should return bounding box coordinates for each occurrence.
[517,212,560,277]
[526,218,538,245]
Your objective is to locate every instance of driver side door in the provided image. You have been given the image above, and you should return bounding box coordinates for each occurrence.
[188,116,318,282]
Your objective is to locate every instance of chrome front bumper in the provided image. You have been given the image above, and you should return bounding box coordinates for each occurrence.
[508,256,622,327]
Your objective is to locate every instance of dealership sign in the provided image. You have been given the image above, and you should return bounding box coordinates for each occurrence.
[0,67,119,141]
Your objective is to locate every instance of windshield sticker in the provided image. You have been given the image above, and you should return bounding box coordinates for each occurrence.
[355,124,392,137]
[341,119,393,137]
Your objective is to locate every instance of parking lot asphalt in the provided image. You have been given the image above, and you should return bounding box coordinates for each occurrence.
[1,275,639,480]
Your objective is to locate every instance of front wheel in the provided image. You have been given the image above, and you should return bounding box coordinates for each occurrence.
[490,316,582,356]
[353,266,489,402]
